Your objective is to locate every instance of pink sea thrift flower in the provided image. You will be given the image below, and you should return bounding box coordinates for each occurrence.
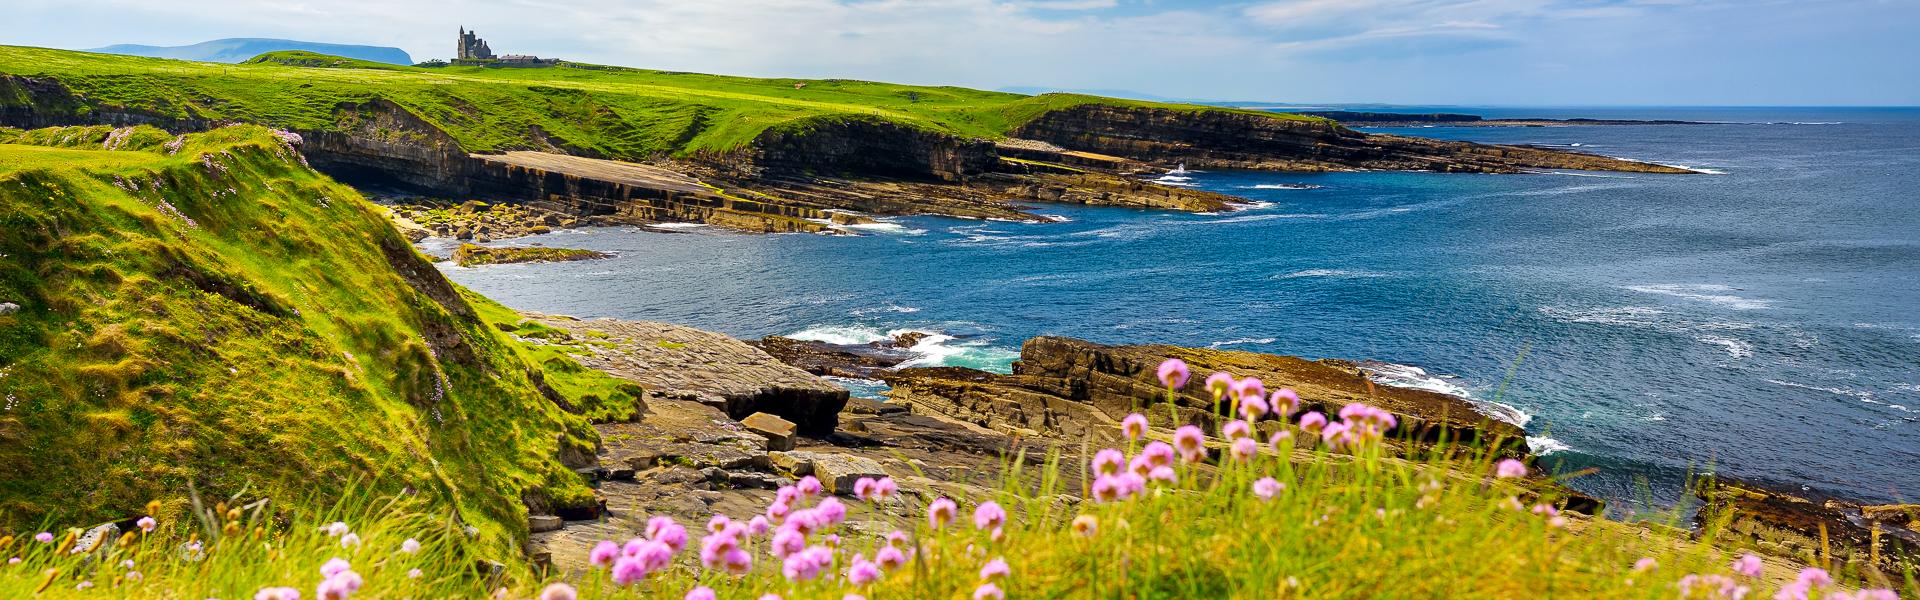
[1633,557,1657,572]
[1233,377,1265,402]
[1239,395,1269,420]
[1091,448,1126,476]
[797,476,823,497]
[1678,574,1748,599]
[1320,421,1352,449]
[708,514,731,533]
[974,501,1007,530]
[1157,359,1190,389]
[315,571,362,600]
[854,477,877,500]
[32,532,52,543]
[980,557,1010,580]
[1140,441,1176,469]
[400,538,421,554]
[747,515,771,536]
[1252,477,1283,500]
[1071,514,1098,537]
[589,541,619,567]
[1222,419,1252,441]
[324,522,350,537]
[1731,553,1763,577]
[875,545,908,570]
[1148,465,1177,484]
[407,568,421,579]
[1270,389,1301,417]
[847,557,882,585]
[1204,372,1236,399]
[974,582,1006,600]
[539,583,578,600]
[686,586,717,600]
[255,587,302,600]
[320,558,351,579]
[770,527,806,559]
[1298,411,1327,434]
[817,496,848,525]
[1794,567,1830,587]
[136,517,156,532]
[1230,437,1258,461]
[871,476,897,500]
[611,556,649,585]
[1122,413,1149,440]
[1269,430,1292,452]
[648,516,688,551]
[1173,425,1206,461]
[1091,476,1123,503]
[928,497,958,529]
[1494,458,1527,479]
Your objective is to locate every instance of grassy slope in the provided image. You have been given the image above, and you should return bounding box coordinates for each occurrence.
[0,124,637,546]
[0,45,1319,161]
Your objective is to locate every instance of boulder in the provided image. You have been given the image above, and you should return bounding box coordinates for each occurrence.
[771,451,886,495]
[0,302,18,315]
[528,515,564,533]
[742,412,798,451]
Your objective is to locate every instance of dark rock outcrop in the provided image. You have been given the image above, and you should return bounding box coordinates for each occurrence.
[1696,478,1920,574]
[730,116,996,182]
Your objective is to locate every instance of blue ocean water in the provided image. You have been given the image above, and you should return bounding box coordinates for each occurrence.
[429,107,1920,509]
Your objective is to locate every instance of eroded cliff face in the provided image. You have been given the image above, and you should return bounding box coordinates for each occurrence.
[727,117,997,182]
[1014,104,1696,174]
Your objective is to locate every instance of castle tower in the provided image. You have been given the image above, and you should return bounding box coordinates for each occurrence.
[457,27,494,60]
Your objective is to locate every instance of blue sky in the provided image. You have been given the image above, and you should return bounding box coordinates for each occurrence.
[5,0,1915,105]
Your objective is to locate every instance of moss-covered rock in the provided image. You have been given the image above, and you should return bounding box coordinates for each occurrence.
[451,244,610,267]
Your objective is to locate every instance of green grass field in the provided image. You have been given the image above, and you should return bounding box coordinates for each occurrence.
[0,45,1320,162]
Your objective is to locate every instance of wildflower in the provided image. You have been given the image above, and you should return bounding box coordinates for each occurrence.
[76,581,94,591]
[1148,466,1177,484]
[1233,377,1265,402]
[686,586,717,600]
[648,516,688,552]
[1252,477,1283,500]
[887,530,911,548]
[872,477,897,501]
[747,516,771,536]
[1270,389,1301,417]
[407,569,422,579]
[1204,372,1236,399]
[539,583,578,600]
[1091,476,1124,502]
[1794,567,1830,587]
[1494,459,1527,479]
[974,582,1006,600]
[400,538,421,554]
[1157,359,1190,388]
[1140,441,1176,469]
[847,595,867,600]
[1633,557,1657,572]
[770,527,806,559]
[797,476,823,498]
[137,517,157,533]
[1122,413,1149,440]
[33,533,52,544]
[875,545,908,570]
[1320,421,1352,449]
[255,587,302,600]
[767,499,793,523]
[1173,425,1206,461]
[320,558,352,579]
[980,557,1010,580]
[1678,574,1748,600]
[1230,437,1258,461]
[1298,411,1327,434]
[929,498,959,529]
[775,485,802,506]
[847,557,882,585]
[1071,515,1098,538]
[817,497,848,525]
[709,514,732,533]
[316,570,362,600]
[6,558,17,565]
[1239,395,1269,420]
[611,556,648,585]
[121,559,135,569]
[974,502,1007,530]
[125,570,143,582]
[1091,448,1126,476]
[324,522,350,537]
[339,533,361,548]
[990,527,1006,543]
[1223,419,1252,441]
[1269,430,1292,452]
[635,540,675,572]
[1730,553,1763,577]
[760,596,783,600]
[1501,496,1525,511]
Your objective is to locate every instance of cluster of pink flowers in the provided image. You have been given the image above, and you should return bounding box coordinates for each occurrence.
[852,476,897,502]
[315,557,363,599]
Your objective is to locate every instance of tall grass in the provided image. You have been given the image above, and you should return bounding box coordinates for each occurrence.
[5,374,1912,599]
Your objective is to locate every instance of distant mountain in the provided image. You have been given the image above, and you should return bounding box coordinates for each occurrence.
[85,38,411,65]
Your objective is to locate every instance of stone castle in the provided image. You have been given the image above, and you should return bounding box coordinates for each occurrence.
[453,27,558,66]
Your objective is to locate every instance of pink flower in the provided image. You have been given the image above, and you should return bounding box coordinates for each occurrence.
[320,558,351,578]
[636,540,674,572]
[1157,359,1190,389]
[929,497,958,529]
[315,571,361,600]
[400,538,421,554]
[875,545,908,570]
[1730,553,1763,577]
[708,514,731,533]
[1091,476,1123,503]
[1121,413,1149,440]
[854,477,876,500]
[1071,514,1098,537]
[1268,431,1292,452]
[589,541,619,567]
[721,548,752,575]
[1298,411,1327,434]
[1147,466,1177,484]
[1269,389,1301,417]
[847,557,882,585]
[979,557,1010,580]
[817,496,848,525]
[775,484,801,505]
[974,582,1005,600]
[770,527,806,559]
[1678,574,1749,600]
[1140,441,1176,469]
[1204,372,1236,399]
[33,532,52,544]
[1252,477,1283,500]
[255,588,302,600]
[1632,557,1657,572]
[747,515,771,536]
[1233,377,1265,402]
[1320,421,1352,448]
[1229,437,1258,461]
[1494,459,1527,479]
[766,499,792,523]
[136,517,157,532]
[973,501,1007,530]
[1222,419,1251,440]
[685,586,717,600]
[1794,567,1830,587]
[1091,448,1126,476]
[648,516,688,552]
[611,556,648,585]
[871,477,897,500]
[1173,425,1206,462]
[797,476,823,497]
[539,583,578,600]
[1239,396,1269,420]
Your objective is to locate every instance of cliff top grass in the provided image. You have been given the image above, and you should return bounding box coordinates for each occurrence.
[0,124,642,549]
[0,45,1322,161]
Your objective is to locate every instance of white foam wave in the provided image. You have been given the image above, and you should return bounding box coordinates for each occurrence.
[1537,171,1637,179]
[1275,269,1391,280]
[1239,183,1323,191]
[1696,335,1754,358]
[1624,284,1774,310]
[850,304,920,316]
[1207,337,1275,349]
[1359,361,1533,428]
[1526,436,1572,456]
[894,333,1021,373]
[842,222,927,235]
[1204,213,1324,225]
[1039,214,1073,223]
[786,325,892,346]
[646,222,709,230]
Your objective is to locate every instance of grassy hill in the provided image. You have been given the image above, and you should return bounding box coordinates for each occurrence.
[0,124,642,546]
[0,45,1316,162]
